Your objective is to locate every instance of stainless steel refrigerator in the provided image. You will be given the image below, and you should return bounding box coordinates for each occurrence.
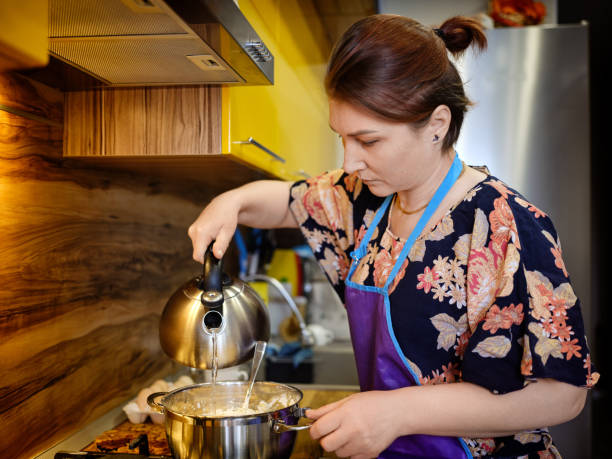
[454,25,592,458]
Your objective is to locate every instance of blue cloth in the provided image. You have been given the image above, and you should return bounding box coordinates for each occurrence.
[266,341,313,368]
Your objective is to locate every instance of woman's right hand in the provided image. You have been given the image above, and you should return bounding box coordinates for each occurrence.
[188,191,241,263]
[188,180,296,263]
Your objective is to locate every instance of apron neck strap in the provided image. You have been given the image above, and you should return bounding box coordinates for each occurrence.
[383,153,463,290]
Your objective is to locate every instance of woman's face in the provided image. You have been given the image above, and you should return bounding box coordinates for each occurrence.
[329,98,443,197]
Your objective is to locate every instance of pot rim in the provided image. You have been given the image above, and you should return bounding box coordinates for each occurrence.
[156,381,304,424]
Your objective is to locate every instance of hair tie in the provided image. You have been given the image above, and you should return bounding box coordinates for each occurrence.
[433,28,445,40]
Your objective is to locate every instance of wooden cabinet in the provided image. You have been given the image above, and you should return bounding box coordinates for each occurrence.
[0,0,49,72]
[63,85,271,191]
[62,0,340,185]
[65,86,222,157]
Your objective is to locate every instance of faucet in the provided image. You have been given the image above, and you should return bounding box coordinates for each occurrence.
[243,274,315,347]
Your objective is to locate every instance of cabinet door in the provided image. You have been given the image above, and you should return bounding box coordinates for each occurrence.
[0,0,49,72]
[222,83,285,178]
[223,0,341,181]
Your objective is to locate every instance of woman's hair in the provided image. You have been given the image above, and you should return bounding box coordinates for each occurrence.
[325,15,487,150]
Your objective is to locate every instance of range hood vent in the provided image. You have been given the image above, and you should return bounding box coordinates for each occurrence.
[48,0,274,87]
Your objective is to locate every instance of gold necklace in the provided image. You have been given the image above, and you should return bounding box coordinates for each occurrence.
[394,195,429,215]
[394,162,466,215]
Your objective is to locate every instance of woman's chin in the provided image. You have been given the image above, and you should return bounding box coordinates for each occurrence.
[364,180,390,197]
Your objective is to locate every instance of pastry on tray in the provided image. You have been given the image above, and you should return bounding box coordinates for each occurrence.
[83,421,170,456]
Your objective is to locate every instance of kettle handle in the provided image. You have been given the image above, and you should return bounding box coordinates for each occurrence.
[201,242,224,308]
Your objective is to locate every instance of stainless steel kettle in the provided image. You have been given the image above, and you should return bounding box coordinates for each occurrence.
[159,245,270,369]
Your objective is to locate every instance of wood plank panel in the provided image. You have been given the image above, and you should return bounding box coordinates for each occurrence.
[0,71,62,124]
[64,85,222,157]
[63,89,103,156]
[61,154,270,195]
[0,73,226,457]
[103,87,147,156]
[147,85,221,155]
[1,316,175,458]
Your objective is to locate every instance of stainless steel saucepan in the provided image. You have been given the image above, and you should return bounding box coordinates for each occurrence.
[148,381,311,459]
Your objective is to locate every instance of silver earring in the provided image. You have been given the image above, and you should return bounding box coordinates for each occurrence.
[433,135,439,142]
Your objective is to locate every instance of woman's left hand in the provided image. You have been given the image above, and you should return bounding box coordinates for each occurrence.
[306,391,401,458]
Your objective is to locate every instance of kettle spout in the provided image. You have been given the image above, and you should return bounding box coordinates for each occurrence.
[202,308,224,333]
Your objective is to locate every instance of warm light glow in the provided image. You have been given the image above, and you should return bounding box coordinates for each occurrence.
[0,109,11,179]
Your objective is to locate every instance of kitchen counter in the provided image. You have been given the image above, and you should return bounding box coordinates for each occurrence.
[36,384,359,459]
[291,385,358,458]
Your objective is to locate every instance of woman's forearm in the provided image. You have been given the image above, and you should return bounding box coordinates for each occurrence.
[393,379,587,438]
[189,180,297,261]
[230,180,297,229]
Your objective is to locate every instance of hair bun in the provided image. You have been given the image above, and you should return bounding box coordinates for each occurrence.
[437,16,487,56]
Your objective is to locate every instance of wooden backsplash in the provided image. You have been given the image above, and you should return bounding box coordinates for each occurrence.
[0,73,225,457]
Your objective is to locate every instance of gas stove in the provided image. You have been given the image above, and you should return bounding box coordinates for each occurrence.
[54,432,171,459]
[55,454,170,459]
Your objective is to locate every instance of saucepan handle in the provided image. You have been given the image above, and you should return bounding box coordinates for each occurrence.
[147,391,167,413]
[273,406,313,433]
[273,421,312,432]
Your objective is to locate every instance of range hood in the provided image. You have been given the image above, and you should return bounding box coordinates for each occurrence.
[48,0,273,86]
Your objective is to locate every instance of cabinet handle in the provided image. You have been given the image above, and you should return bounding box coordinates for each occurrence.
[233,137,286,163]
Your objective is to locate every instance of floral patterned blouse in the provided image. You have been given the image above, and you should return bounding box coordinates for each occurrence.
[289,168,599,458]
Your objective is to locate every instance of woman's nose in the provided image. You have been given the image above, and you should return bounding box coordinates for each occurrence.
[343,143,365,175]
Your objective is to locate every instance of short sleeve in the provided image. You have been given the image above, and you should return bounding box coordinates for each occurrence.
[460,180,599,393]
[289,170,374,302]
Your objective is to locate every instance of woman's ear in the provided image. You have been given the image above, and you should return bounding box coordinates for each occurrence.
[427,105,451,142]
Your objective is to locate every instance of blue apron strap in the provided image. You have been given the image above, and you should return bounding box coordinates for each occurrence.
[350,195,392,264]
[384,153,463,290]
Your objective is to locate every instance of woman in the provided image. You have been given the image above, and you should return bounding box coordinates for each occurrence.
[188,15,598,458]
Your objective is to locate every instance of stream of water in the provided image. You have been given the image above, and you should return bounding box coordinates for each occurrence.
[210,330,218,415]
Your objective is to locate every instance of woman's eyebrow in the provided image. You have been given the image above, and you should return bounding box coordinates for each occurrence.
[328,125,379,137]
[347,129,378,137]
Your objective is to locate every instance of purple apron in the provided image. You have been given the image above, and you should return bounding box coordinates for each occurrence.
[345,154,472,458]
